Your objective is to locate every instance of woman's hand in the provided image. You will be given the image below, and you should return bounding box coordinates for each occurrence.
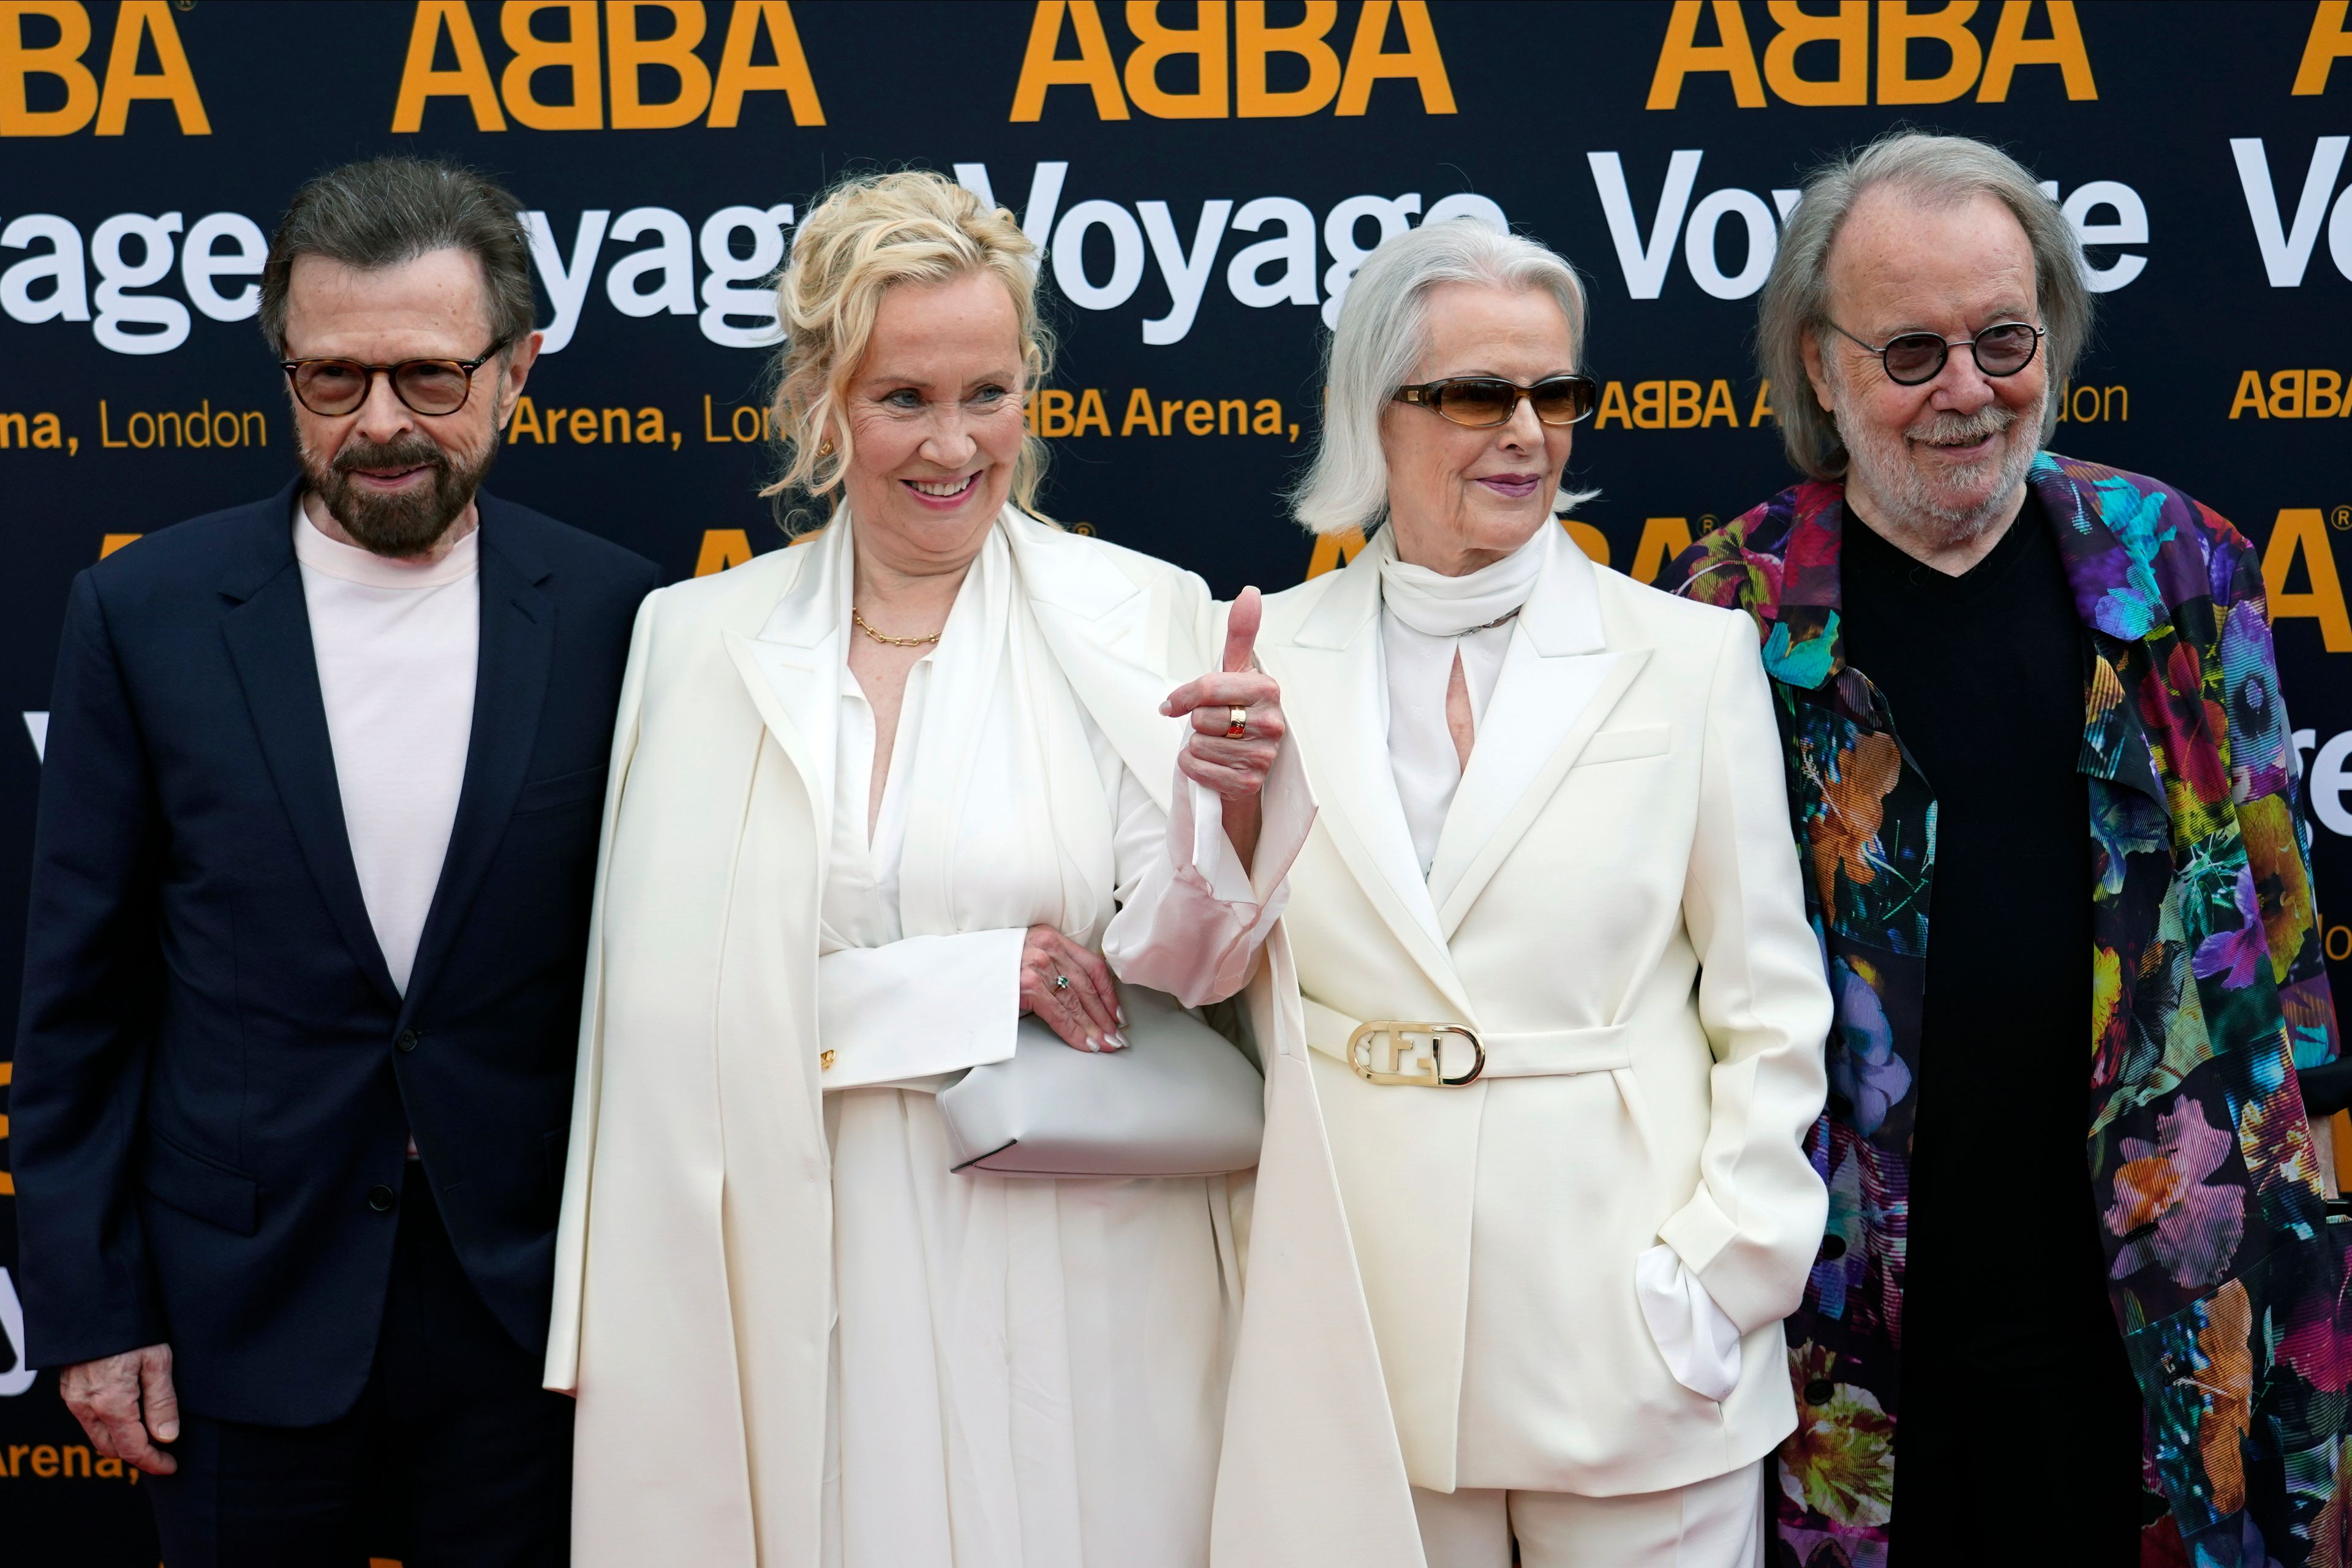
[1020,924,1127,1052]
[1159,587,1286,867]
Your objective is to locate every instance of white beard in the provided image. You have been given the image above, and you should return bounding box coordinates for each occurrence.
[1835,384,2045,551]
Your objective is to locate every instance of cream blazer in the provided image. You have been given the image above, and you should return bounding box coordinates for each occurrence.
[543,510,1265,1567]
[1212,529,1830,1566]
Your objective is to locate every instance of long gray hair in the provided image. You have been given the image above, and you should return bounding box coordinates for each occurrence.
[1292,220,1594,537]
[1758,131,2091,479]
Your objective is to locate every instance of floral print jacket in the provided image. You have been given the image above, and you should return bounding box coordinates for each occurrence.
[1663,453,2349,1568]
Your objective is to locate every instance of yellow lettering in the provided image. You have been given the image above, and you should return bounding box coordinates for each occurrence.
[0,0,99,135]
[1010,0,1128,120]
[0,411,23,447]
[1630,379,1667,429]
[95,0,208,134]
[32,1445,58,1478]
[1763,0,1867,105]
[2309,369,2343,419]
[1646,0,1764,109]
[1125,0,1226,118]
[1236,0,1340,116]
[703,393,730,440]
[1121,385,1161,435]
[1161,396,1183,430]
[1306,526,1367,578]
[1595,379,1631,429]
[509,394,545,442]
[392,0,508,131]
[99,532,140,556]
[1252,396,1282,434]
[33,410,62,448]
[1633,516,1697,584]
[1336,0,1455,115]
[695,527,753,575]
[1878,1,1981,105]
[709,0,824,126]
[1977,0,2094,100]
[1038,387,1076,436]
[1184,398,1213,434]
[2272,368,2307,418]
[1700,378,1740,426]
[1667,379,1703,428]
[634,405,667,442]
[2230,369,2268,419]
[1563,518,1611,567]
[1750,377,1776,426]
[2294,0,2352,94]
[502,0,602,129]
[1216,396,1247,433]
[1074,386,1111,435]
[2264,508,2352,651]
[608,0,713,129]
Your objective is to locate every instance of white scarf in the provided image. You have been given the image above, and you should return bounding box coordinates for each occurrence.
[1375,524,1549,876]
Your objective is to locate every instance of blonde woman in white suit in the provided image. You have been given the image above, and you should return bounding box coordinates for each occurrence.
[545,171,1309,1568]
[1212,222,1830,1568]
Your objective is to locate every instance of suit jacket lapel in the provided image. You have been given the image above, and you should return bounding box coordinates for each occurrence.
[219,494,400,1008]
[725,521,843,851]
[1428,527,1649,938]
[1265,543,1472,1019]
[399,513,557,1020]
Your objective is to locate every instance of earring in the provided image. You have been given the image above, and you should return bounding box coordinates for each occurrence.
[818,439,834,456]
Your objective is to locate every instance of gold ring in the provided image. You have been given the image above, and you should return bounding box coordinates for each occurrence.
[1226,706,1249,739]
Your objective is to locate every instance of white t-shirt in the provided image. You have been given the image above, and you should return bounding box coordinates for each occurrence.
[293,498,480,996]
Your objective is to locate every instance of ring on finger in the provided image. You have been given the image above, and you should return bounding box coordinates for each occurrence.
[1053,973,1071,992]
[1225,704,1249,739]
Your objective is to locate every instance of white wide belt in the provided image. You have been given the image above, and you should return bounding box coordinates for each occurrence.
[1302,999,1630,1087]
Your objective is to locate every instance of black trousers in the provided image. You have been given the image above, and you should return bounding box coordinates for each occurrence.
[146,1162,573,1568]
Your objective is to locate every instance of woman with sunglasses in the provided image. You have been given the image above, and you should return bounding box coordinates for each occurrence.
[1210,220,1830,1568]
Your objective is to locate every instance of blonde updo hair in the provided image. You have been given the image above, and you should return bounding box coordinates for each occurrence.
[763,169,1053,524]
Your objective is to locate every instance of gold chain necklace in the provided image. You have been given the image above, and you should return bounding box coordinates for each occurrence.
[851,605,944,647]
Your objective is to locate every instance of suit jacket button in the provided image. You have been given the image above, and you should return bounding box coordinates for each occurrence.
[366,1183,397,1212]
[1818,1235,1847,1262]
[396,1029,420,1054]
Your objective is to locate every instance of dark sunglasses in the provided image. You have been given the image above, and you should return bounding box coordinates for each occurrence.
[279,339,510,418]
[1392,374,1599,428]
[1830,321,2044,387]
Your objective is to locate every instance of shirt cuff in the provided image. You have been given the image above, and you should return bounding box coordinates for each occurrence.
[1634,1241,1743,1403]
[816,929,1026,1090]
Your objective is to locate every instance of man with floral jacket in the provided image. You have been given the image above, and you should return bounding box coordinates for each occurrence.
[1664,131,2348,1568]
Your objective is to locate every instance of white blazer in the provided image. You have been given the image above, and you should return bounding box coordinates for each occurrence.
[1213,527,1830,1564]
[544,510,1249,1567]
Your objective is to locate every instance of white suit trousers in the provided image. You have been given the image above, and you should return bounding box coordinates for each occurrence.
[1411,1462,1765,1568]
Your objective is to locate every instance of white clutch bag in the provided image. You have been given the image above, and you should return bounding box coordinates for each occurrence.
[935,982,1265,1177]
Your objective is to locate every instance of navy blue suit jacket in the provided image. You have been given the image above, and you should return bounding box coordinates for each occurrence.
[12,481,660,1425]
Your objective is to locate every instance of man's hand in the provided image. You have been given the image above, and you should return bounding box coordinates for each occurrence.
[59,1344,179,1475]
[1160,587,1286,867]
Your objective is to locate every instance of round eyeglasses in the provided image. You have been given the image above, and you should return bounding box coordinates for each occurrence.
[1392,374,1599,429]
[1829,321,2044,387]
[279,339,510,418]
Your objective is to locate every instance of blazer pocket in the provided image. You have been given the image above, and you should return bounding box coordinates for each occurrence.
[141,1132,258,1237]
[512,763,608,816]
[1575,723,1672,767]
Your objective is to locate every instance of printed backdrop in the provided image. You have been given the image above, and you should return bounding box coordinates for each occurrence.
[2,1,2349,1559]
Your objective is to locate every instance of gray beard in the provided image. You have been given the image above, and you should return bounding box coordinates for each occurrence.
[301,430,496,558]
[1835,386,2044,552]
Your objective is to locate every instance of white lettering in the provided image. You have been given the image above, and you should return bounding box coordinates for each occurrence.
[2312,729,2352,837]
[603,207,696,318]
[1226,196,1317,308]
[526,209,611,355]
[1588,149,1702,301]
[0,214,89,325]
[1683,187,1776,300]
[1138,198,1232,345]
[1321,192,1421,328]
[697,204,793,349]
[181,212,266,323]
[1052,199,1146,311]
[91,212,188,356]
[2060,181,2149,293]
[954,161,1069,257]
[2231,136,2349,288]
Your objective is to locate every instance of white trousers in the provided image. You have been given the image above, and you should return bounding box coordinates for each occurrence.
[1411,1462,1765,1568]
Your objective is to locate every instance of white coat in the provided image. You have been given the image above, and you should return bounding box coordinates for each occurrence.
[543,509,1270,1567]
[1212,526,1831,1566]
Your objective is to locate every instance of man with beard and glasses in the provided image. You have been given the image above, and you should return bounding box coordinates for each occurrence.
[12,156,658,1567]
[1662,132,2350,1567]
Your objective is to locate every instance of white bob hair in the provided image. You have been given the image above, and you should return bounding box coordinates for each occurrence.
[1292,219,1596,537]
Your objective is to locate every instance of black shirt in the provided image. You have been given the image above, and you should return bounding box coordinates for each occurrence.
[1836,495,2144,1564]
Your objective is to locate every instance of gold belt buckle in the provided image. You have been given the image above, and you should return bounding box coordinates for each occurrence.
[1346,1021,1485,1087]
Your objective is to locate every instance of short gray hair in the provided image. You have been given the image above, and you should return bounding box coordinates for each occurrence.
[1759,131,2090,480]
[259,157,536,356]
[1292,220,1593,537]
